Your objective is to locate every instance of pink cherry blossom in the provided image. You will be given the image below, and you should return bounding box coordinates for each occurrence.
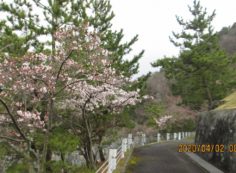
[154,115,172,129]
[0,25,144,160]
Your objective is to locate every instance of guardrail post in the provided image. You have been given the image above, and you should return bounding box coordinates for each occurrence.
[157,133,160,143]
[121,138,127,158]
[178,132,181,140]
[181,132,184,139]
[127,134,132,149]
[141,133,146,145]
[185,132,187,138]
[108,149,117,173]
[174,133,177,140]
[166,133,170,141]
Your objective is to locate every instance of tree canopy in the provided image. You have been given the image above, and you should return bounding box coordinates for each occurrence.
[152,0,236,110]
[0,1,147,172]
[0,0,143,77]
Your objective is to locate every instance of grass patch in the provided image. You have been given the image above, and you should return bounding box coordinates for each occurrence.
[77,165,95,173]
[128,156,140,166]
[113,149,133,173]
[216,91,236,110]
[185,134,195,141]
[125,154,141,173]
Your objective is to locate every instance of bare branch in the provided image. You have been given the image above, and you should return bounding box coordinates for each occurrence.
[0,136,24,142]
[55,50,74,84]
[110,95,135,109]
[0,98,28,142]
[55,78,87,96]
[32,0,52,14]
[0,44,13,52]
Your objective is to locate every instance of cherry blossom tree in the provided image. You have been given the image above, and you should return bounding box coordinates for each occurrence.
[60,63,141,167]
[54,24,142,168]
[0,50,76,172]
[0,23,142,171]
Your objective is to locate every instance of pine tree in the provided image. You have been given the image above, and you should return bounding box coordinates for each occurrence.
[152,0,235,110]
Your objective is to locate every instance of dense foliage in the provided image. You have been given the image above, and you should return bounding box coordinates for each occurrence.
[0,0,150,172]
[0,23,143,173]
[0,0,143,77]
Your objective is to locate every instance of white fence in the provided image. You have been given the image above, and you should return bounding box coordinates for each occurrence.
[96,131,195,173]
[95,135,132,173]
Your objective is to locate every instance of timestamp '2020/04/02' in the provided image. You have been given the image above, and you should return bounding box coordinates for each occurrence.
[178,144,236,153]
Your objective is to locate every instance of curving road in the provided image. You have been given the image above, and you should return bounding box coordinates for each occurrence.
[126,141,207,173]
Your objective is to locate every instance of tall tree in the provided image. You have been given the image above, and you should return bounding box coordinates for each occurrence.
[152,0,235,110]
[0,0,143,77]
[0,25,141,172]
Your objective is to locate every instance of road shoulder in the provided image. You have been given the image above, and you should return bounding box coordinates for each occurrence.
[185,152,224,173]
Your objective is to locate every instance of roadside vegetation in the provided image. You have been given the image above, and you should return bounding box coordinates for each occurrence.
[1,0,236,172]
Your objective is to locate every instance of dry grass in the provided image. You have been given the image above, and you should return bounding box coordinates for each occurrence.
[216,91,236,110]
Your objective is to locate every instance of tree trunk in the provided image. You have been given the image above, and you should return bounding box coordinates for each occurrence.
[83,151,90,168]
[46,148,52,172]
[81,107,96,169]
[60,152,68,173]
[40,97,53,173]
[60,152,64,162]
[87,140,96,169]
[98,146,105,162]
[39,133,48,173]
[82,141,96,169]
[98,135,105,162]
[203,79,213,110]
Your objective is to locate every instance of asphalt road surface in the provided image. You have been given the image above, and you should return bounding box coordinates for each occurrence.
[126,141,207,173]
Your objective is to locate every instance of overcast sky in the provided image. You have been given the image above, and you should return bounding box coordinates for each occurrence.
[109,0,236,77]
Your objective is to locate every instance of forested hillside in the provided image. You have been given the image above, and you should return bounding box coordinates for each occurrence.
[130,72,196,134]
[219,23,236,55]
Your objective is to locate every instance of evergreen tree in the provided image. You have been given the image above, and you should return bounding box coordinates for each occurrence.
[152,0,235,110]
[0,0,143,77]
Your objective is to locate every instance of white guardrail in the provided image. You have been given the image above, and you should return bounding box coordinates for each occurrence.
[95,131,195,173]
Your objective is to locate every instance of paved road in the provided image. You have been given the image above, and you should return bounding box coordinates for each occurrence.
[126,141,207,173]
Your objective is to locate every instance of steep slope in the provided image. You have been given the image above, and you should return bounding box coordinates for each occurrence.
[145,72,196,119]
